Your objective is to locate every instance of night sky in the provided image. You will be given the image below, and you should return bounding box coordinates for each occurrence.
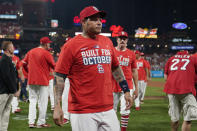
[52,0,197,36]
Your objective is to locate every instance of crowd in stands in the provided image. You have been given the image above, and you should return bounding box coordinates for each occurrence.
[0,1,19,15]
[0,22,22,35]
[145,53,172,71]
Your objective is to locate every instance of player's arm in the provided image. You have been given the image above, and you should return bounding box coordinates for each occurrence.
[164,74,168,81]
[145,67,150,81]
[112,65,133,109]
[132,68,138,99]
[53,72,66,126]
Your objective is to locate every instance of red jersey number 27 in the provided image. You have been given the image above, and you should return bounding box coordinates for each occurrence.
[170,59,190,71]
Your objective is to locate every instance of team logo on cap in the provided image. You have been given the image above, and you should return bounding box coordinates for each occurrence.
[122,32,125,35]
[93,6,99,11]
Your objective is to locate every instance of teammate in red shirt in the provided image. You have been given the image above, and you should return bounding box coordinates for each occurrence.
[113,31,138,131]
[164,50,197,131]
[11,55,23,113]
[134,51,149,110]
[192,52,197,99]
[140,53,151,103]
[53,6,133,131]
[23,37,55,128]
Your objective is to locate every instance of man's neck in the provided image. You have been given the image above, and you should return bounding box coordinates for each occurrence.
[39,45,47,50]
[116,46,127,51]
[82,31,97,39]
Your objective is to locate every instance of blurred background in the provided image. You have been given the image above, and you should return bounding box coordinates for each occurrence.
[0,0,197,72]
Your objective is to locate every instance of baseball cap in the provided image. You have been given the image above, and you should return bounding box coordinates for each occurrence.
[80,6,106,22]
[40,37,52,44]
[135,50,141,54]
[176,50,189,55]
[118,31,128,38]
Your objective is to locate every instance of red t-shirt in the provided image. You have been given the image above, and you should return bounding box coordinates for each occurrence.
[113,49,136,92]
[144,59,151,81]
[23,47,55,86]
[192,53,197,83]
[12,55,20,70]
[19,60,28,79]
[49,68,54,80]
[55,34,119,114]
[136,58,147,80]
[164,53,197,96]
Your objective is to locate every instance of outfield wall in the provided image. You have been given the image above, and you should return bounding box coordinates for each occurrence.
[151,70,164,78]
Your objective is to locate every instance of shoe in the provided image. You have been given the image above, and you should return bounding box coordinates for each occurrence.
[140,100,144,104]
[63,118,69,124]
[51,107,54,111]
[37,123,51,128]
[29,124,36,128]
[14,109,22,113]
[135,107,140,111]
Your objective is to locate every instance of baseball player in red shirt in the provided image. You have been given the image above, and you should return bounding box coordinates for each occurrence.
[164,50,197,131]
[61,37,72,124]
[134,51,149,110]
[53,6,133,131]
[113,31,138,131]
[192,52,197,100]
[11,55,23,113]
[23,37,55,128]
[140,53,151,103]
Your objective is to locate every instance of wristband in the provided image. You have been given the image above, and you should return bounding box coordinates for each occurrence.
[119,80,130,93]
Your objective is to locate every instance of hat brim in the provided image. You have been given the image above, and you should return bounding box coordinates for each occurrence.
[117,35,128,38]
[87,11,106,19]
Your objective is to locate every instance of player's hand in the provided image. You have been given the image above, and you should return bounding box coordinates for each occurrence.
[53,105,64,126]
[124,92,133,110]
[133,88,138,100]
[14,90,20,97]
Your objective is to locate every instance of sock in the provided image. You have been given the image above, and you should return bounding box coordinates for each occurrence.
[121,115,129,131]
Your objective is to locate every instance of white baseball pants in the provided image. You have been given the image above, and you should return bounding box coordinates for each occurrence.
[113,89,134,115]
[70,109,120,131]
[48,79,54,109]
[141,82,147,101]
[135,80,146,107]
[28,85,48,125]
[11,96,19,113]
[62,78,70,120]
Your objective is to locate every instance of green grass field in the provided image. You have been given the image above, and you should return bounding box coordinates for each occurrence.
[8,78,197,131]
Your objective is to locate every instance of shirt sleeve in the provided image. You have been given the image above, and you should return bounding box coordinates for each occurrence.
[110,44,119,68]
[45,52,56,69]
[22,54,29,73]
[55,43,74,75]
[131,52,137,69]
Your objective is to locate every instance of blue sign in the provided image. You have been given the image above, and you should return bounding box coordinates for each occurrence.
[171,46,194,50]
[172,22,187,29]
[151,70,164,78]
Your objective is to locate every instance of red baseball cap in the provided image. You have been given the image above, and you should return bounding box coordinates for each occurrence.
[135,50,141,54]
[80,6,106,22]
[40,37,52,44]
[118,31,128,38]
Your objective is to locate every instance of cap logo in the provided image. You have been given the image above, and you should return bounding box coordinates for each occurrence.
[93,6,99,11]
[122,32,125,35]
